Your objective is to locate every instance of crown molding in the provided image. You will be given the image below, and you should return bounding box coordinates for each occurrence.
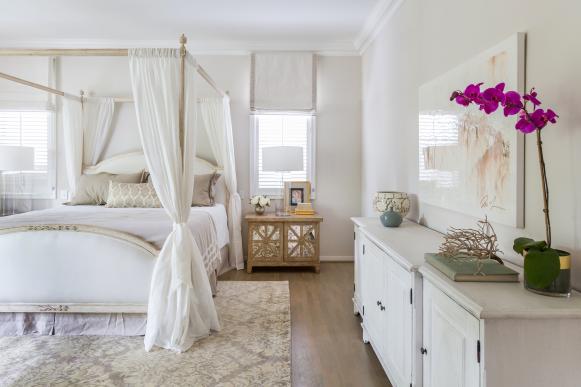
[0,38,359,56]
[355,0,405,54]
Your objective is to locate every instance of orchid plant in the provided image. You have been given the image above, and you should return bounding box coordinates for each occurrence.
[451,83,565,288]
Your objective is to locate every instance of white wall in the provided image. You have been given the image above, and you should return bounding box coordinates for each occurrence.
[361,0,581,286]
[0,54,361,259]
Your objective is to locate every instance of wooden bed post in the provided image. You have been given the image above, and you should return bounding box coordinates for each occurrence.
[179,34,187,163]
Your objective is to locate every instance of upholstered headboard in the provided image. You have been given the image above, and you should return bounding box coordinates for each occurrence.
[83,152,222,175]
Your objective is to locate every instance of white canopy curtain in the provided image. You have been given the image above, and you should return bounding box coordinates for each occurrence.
[83,97,115,166]
[62,97,115,195]
[62,98,83,195]
[199,97,243,270]
[129,48,220,352]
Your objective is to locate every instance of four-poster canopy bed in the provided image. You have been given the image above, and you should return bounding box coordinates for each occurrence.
[0,35,243,352]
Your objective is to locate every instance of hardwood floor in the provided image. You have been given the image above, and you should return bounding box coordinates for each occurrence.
[219,262,391,387]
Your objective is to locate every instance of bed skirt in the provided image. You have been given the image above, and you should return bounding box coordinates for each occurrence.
[0,247,232,337]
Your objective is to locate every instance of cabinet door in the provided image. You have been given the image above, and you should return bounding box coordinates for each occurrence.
[249,222,283,262]
[384,258,413,387]
[353,226,363,314]
[423,281,480,387]
[285,222,318,262]
[361,239,386,348]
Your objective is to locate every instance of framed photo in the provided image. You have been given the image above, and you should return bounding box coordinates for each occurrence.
[290,188,304,206]
[284,181,311,212]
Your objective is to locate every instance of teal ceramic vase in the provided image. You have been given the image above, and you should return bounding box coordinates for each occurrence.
[380,207,403,227]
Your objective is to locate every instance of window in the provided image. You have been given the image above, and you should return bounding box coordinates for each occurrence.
[251,113,316,197]
[0,110,56,198]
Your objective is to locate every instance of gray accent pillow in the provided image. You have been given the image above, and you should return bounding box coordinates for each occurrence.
[213,174,227,207]
[67,173,142,205]
[105,181,162,208]
[193,173,221,206]
[144,172,221,206]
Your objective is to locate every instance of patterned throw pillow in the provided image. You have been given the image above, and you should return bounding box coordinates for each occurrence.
[105,181,162,208]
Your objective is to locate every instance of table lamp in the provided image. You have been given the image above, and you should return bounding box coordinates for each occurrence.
[262,146,303,216]
[0,145,35,216]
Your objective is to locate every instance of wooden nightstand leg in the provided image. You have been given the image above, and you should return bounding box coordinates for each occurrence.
[314,264,320,273]
[246,263,253,273]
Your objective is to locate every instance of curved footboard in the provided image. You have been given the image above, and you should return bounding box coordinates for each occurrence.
[0,225,158,313]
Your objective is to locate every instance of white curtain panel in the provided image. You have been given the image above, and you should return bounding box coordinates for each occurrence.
[62,98,83,195]
[83,97,115,166]
[129,48,220,352]
[251,52,316,111]
[199,97,244,270]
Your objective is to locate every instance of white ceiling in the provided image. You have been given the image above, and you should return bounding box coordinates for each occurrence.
[0,0,381,53]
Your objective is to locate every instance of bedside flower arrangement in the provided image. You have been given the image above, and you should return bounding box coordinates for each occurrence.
[451,83,570,296]
[250,195,271,215]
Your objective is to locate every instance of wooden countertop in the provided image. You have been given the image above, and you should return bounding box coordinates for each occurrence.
[246,213,323,222]
[352,217,581,320]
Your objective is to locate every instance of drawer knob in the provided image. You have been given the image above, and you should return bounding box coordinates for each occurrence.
[421,347,428,355]
[380,305,386,311]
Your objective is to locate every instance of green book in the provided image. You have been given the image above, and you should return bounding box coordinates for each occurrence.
[425,253,519,282]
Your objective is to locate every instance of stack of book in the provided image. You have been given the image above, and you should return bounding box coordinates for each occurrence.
[294,202,315,215]
[425,253,519,282]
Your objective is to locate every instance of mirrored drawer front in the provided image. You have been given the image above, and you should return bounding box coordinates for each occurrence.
[286,222,318,262]
[249,222,283,262]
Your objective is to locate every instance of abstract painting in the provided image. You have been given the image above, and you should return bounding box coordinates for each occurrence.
[419,33,525,227]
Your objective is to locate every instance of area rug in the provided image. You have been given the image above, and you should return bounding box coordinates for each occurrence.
[0,281,290,387]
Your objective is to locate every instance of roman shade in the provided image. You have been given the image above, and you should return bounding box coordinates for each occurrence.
[251,52,316,112]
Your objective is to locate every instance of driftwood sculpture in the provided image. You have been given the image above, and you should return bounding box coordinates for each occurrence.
[439,217,503,274]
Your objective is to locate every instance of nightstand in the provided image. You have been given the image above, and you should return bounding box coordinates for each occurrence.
[245,213,323,273]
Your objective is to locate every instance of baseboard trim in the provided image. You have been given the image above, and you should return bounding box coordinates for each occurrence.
[320,256,354,262]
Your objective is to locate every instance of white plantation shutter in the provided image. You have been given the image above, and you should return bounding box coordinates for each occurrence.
[251,113,315,196]
[0,110,55,198]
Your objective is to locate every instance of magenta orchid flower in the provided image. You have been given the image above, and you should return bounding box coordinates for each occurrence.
[503,91,523,116]
[479,83,506,114]
[449,84,557,134]
[464,83,483,100]
[524,89,542,106]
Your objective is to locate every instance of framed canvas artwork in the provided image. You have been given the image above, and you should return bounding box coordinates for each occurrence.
[418,33,525,227]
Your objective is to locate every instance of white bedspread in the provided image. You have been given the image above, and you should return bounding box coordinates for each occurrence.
[0,204,230,274]
[0,204,229,249]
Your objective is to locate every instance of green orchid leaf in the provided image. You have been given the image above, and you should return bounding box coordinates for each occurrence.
[513,237,534,255]
[523,240,548,251]
[524,249,560,288]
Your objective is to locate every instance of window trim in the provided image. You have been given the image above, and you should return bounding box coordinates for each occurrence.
[249,111,316,199]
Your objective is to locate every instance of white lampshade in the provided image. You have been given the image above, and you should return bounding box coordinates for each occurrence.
[262,146,304,172]
[0,146,35,171]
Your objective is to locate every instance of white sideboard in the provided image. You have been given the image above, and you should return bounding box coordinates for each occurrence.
[352,217,581,387]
